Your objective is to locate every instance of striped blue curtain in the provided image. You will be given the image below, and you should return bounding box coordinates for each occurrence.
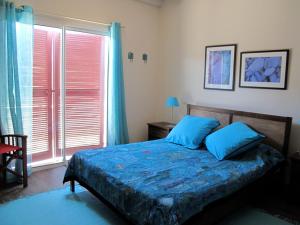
[107,22,129,146]
[0,0,33,179]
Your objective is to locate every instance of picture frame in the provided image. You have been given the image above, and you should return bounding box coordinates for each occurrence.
[239,49,289,90]
[204,44,237,91]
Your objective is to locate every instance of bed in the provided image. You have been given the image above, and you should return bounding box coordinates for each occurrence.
[63,104,292,225]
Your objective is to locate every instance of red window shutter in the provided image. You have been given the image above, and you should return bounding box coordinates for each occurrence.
[32,27,56,162]
[64,30,106,156]
[32,26,106,163]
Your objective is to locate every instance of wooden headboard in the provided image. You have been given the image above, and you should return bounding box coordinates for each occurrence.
[187,104,292,156]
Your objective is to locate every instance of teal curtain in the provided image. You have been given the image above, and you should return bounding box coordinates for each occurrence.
[0,0,33,179]
[107,22,129,146]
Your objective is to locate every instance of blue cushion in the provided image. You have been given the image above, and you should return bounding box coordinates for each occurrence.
[205,122,265,160]
[166,115,220,149]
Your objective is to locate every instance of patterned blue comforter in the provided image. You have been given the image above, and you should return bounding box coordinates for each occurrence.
[64,139,283,225]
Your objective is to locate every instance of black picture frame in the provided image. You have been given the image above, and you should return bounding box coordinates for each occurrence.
[204,44,237,91]
[239,49,290,90]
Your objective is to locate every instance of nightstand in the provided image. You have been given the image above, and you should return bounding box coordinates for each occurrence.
[147,122,175,140]
[288,152,300,203]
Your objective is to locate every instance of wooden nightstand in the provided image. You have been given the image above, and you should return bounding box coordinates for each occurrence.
[288,152,300,203]
[147,122,175,140]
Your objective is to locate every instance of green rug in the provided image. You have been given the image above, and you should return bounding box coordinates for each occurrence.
[0,187,294,225]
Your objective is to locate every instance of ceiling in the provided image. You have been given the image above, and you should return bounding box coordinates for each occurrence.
[137,0,164,7]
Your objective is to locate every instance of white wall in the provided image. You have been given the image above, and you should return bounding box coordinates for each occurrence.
[13,0,300,153]
[15,0,161,142]
[159,0,300,153]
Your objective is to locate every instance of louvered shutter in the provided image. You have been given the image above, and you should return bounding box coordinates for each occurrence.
[64,30,106,156]
[32,27,61,162]
[32,26,106,163]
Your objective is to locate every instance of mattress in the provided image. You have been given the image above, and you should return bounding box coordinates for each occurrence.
[64,139,283,225]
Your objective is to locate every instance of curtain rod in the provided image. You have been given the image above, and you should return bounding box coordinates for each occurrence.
[35,11,125,28]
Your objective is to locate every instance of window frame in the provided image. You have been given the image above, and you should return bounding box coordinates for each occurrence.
[32,14,109,166]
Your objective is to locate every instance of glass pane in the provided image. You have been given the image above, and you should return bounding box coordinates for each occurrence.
[63,29,107,157]
[32,25,62,164]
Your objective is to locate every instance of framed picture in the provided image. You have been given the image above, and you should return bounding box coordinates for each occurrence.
[204,44,237,91]
[239,50,289,89]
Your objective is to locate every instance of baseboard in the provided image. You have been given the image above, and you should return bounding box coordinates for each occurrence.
[32,161,67,172]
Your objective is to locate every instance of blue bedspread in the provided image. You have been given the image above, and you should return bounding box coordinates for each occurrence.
[64,139,283,225]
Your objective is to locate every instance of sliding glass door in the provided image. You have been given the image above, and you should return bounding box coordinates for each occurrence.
[32,25,62,164]
[32,25,108,166]
[64,29,107,157]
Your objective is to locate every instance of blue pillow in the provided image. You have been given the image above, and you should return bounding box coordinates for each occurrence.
[166,115,220,149]
[205,122,265,160]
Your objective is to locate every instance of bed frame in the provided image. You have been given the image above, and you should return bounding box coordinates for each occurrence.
[187,104,292,156]
[69,104,292,225]
[184,104,292,224]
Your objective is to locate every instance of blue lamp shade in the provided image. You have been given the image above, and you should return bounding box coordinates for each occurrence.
[165,96,179,108]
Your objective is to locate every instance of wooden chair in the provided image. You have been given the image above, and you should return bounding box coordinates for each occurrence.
[0,134,28,188]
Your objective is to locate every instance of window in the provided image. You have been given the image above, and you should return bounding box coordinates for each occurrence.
[32,24,109,166]
[64,30,107,157]
[32,25,61,163]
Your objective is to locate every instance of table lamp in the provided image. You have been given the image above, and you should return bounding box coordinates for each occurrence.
[165,96,179,122]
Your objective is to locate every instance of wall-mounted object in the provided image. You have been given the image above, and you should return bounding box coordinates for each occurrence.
[204,44,237,91]
[239,49,289,90]
[142,53,148,63]
[128,52,134,62]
